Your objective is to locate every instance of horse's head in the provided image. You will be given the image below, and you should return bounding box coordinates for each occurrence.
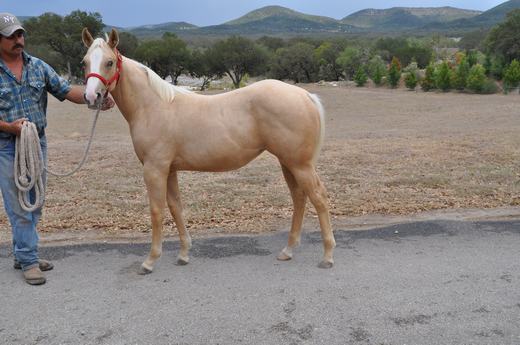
[82,28,122,109]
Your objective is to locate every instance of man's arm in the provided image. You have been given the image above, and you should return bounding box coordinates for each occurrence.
[64,85,86,104]
[0,118,27,136]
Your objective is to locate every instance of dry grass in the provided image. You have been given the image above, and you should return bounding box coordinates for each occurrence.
[2,84,520,242]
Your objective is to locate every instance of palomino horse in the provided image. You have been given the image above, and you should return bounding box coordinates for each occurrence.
[81,28,336,274]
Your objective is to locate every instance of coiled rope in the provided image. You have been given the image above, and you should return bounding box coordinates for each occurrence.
[14,103,102,211]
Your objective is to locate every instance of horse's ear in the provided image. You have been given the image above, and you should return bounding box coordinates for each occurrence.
[108,28,119,49]
[82,28,94,48]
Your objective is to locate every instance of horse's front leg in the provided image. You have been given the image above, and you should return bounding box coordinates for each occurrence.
[139,163,169,275]
[167,171,192,265]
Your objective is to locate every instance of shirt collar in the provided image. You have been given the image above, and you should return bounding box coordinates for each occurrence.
[22,51,32,65]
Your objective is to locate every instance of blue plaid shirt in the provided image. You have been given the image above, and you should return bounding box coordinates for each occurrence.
[0,52,71,139]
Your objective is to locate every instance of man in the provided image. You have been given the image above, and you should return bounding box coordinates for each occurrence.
[0,13,114,285]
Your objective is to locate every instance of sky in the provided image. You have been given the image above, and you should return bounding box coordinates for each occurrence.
[2,0,507,27]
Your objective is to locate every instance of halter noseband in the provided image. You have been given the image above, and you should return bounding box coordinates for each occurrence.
[85,49,123,93]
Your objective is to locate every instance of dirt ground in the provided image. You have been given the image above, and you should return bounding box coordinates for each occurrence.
[2,83,520,244]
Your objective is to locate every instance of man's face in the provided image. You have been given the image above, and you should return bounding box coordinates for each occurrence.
[0,29,25,58]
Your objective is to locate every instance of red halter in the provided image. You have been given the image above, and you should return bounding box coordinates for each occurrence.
[85,49,123,91]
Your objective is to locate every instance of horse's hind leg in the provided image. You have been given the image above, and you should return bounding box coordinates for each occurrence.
[167,171,192,265]
[291,164,335,268]
[277,165,307,261]
[139,164,168,275]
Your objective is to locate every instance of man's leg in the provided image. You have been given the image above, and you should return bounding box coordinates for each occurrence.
[0,137,40,271]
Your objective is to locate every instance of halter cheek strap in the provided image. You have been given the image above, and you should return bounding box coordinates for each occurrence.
[85,49,123,93]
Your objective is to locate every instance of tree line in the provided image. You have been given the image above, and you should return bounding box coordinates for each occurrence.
[22,10,520,93]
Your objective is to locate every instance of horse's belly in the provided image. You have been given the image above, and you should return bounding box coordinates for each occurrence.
[175,147,263,172]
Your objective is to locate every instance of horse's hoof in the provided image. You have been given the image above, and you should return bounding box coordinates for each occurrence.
[176,258,189,266]
[277,252,292,261]
[318,260,334,269]
[138,265,153,275]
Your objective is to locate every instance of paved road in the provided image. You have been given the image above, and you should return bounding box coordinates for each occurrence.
[1,220,519,345]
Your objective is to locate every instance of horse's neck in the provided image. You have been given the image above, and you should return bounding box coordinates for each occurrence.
[110,59,157,124]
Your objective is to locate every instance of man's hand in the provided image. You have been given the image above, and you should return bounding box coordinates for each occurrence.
[100,96,115,111]
[8,118,27,136]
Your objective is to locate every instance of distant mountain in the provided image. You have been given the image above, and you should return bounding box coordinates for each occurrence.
[125,22,198,38]
[341,7,481,30]
[225,5,338,26]
[18,16,33,23]
[427,0,520,30]
[197,6,357,35]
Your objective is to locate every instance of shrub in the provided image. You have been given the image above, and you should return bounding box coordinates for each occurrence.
[421,63,436,91]
[435,61,452,92]
[354,67,368,87]
[480,79,499,94]
[387,56,402,88]
[466,64,487,93]
[404,72,418,90]
[486,55,506,80]
[503,59,520,92]
[452,57,470,90]
[403,61,419,90]
[368,55,386,86]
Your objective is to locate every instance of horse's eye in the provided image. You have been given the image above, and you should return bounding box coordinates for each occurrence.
[107,60,114,68]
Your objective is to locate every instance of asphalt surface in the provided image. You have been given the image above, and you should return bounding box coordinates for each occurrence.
[1,220,519,345]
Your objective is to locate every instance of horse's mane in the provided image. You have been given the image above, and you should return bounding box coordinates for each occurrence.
[129,59,192,103]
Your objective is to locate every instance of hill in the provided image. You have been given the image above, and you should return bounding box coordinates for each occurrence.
[225,5,338,26]
[198,6,357,35]
[424,0,520,30]
[341,7,481,30]
[126,22,198,38]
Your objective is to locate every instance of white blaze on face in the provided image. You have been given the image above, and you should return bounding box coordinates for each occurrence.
[84,45,105,106]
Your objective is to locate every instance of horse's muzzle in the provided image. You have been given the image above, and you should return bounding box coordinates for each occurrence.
[84,92,103,110]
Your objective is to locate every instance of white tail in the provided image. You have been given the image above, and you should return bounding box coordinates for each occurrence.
[308,93,325,165]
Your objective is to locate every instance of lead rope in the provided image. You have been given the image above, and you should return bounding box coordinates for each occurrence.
[14,102,102,211]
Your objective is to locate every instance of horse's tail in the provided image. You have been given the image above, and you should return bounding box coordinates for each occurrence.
[308,93,325,165]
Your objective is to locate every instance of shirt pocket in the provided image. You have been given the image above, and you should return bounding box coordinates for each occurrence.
[28,80,46,103]
[0,87,13,110]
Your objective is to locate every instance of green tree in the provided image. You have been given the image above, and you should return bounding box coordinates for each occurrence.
[375,37,432,68]
[135,33,191,85]
[211,36,268,88]
[189,49,224,91]
[485,9,520,63]
[270,42,318,83]
[117,32,139,59]
[452,56,470,90]
[466,64,487,93]
[336,47,363,80]
[256,36,286,52]
[466,50,479,67]
[403,61,419,90]
[404,72,418,90]
[367,55,386,86]
[435,61,452,92]
[503,59,520,92]
[354,67,368,87]
[315,41,344,81]
[387,56,402,88]
[486,55,506,80]
[24,11,104,79]
[421,63,436,91]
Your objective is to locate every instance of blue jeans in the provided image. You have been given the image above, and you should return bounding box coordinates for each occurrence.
[0,135,47,271]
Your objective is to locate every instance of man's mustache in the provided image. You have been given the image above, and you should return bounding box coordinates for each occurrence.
[13,44,24,49]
